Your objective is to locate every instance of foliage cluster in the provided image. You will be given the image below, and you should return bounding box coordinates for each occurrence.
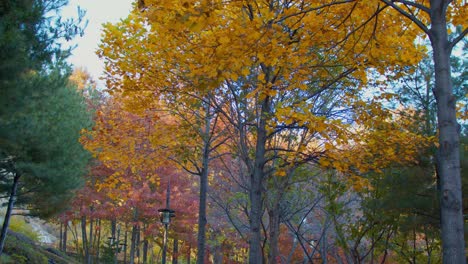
[0,0,92,258]
[0,0,463,263]
[66,0,466,263]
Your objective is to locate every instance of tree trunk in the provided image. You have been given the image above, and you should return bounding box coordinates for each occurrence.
[89,215,94,264]
[130,220,139,264]
[63,221,68,253]
[173,239,179,264]
[96,219,101,263]
[320,222,328,264]
[115,225,121,264]
[59,222,63,251]
[187,245,191,264]
[249,97,269,264]
[267,204,280,264]
[124,228,128,264]
[429,2,465,263]
[110,219,117,264]
[286,233,298,263]
[213,244,223,264]
[0,172,20,256]
[111,219,117,238]
[136,226,140,263]
[72,222,79,254]
[197,99,211,264]
[81,215,89,263]
[142,237,148,264]
[197,165,208,264]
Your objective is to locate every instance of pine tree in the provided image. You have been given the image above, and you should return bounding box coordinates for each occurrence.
[0,0,89,256]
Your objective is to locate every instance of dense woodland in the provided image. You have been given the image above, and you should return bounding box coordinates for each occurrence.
[0,0,467,263]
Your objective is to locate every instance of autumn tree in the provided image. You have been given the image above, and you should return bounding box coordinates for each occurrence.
[372,1,467,261]
[380,41,467,262]
[80,97,201,262]
[98,1,441,262]
[149,94,227,263]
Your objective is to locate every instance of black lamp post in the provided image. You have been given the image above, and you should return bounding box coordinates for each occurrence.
[159,178,175,264]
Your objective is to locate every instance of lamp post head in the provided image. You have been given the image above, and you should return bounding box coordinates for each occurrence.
[158,208,175,225]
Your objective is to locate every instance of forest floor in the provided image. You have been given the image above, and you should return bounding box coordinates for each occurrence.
[0,230,79,264]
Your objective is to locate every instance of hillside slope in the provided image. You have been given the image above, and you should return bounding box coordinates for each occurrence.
[1,230,79,264]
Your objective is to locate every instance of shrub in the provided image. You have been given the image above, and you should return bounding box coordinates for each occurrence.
[3,232,48,263]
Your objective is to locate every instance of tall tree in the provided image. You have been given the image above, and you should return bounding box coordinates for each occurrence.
[376,1,467,261]
[0,0,88,256]
[99,1,432,262]
[0,68,92,255]
[0,0,83,81]
[80,98,200,260]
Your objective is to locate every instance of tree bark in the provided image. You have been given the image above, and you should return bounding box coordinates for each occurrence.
[63,221,68,253]
[89,215,94,264]
[96,219,101,263]
[129,224,138,264]
[81,215,89,263]
[173,239,179,264]
[71,222,79,254]
[187,245,191,264]
[124,227,128,264]
[59,222,63,251]
[136,225,141,262]
[197,166,208,264]
[249,97,269,264]
[110,219,117,264]
[115,225,121,264]
[129,209,139,264]
[213,243,223,264]
[0,172,20,256]
[197,99,211,264]
[111,219,117,239]
[267,204,280,264]
[320,232,327,264]
[378,0,465,261]
[142,237,148,264]
[428,1,465,263]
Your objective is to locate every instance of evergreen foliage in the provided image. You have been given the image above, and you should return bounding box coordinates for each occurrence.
[0,0,90,256]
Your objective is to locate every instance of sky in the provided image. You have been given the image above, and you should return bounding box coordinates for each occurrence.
[61,0,134,87]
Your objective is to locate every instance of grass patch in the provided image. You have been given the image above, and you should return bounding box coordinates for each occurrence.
[8,216,40,242]
[1,230,79,264]
[2,231,47,263]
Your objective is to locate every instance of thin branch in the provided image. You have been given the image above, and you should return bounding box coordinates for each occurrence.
[394,0,430,13]
[277,0,355,23]
[208,195,247,241]
[168,157,201,176]
[379,0,431,36]
[208,137,229,153]
[449,27,468,51]
[208,151,232,161]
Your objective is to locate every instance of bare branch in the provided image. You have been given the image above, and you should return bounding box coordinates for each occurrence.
[449,27,468,51]
[208,194,247,241]
[168,156,201,176]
